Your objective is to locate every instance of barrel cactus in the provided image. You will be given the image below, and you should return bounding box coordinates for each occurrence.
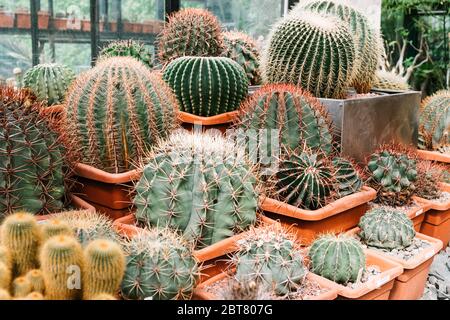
[121,229,199,300]
[133,131,258,249]
[293,0,380,93]
[415,161,443,200]
[233,226,307,296]
[359,207,416,249]
[366,146,417,206]
[261,12,355,99]
[273,149,336,210]
[23,63,75,106]
[372,70,409,91]
[64,57,179,173]
[222,31,261,85]
[419,90,450,152]
[333,157,364,197]
[234,84,334,158]
[163,56,249,117]
[98,40,153,68]
[158,8,224,65]
[309,234,366,284]
[0,87,66,217]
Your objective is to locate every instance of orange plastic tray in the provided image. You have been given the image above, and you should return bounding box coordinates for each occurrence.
[417,150,450,163]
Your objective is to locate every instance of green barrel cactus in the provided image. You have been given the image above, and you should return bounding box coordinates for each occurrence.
[419,90,450,152]
[359,207,416,249]
[158,8,224,65]
[294,0,380,93]
[98,40,154,69]
[233,226,307,296]
[273,149,336,210]
[222,31,261,86]
[0,87,66,217]
[23,63,75,106]
[234,84,334,157]
[372,70,410,91]
[261,12,355,99]
[163,56,249,117]
[121,228,199,300]
[366,146,417,206]
[65,56,179,174]
[333,157,363,197]
[309,234,366,284]
[133,131,258,249]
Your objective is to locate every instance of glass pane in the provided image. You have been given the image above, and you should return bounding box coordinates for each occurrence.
[181,0,284,40]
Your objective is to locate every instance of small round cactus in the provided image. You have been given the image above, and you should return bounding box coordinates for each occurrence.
[333,157,364,198]
[163,56,249,117]
[222,31,261,85]
[23,63,75,106]
[134,131,258,249]
[309,234,366,284]
[1,212,42,277]
[261,12,355,99]
[25,269,45,294]
[83,239,125,300]
[158,8,224,65]
[359,207,416,249]
[65,56,179,173]
[372,70,409,91]
[233,225,307,296]
[40,235,85,300]
[415,161,443,200]
[41,217,74,241]
[419,90,450,152]
[12,276,32,298]
[98,40,153,68]
[121,229,199,300]
[90,293,117,300]
[366,145,418,206]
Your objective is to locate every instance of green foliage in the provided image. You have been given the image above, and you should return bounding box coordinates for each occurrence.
[98,40,154,69]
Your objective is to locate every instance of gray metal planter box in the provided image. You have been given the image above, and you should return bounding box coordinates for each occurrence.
[319,89,421,163]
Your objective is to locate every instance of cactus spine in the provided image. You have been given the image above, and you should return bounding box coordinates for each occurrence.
[158,8,224,65]
[1,212,42,276]
[121,229,199,300]
[419,90,450,152]
[163,56,249,117]
[372,70,409,91]
[0,246,11,270]
[358,207,416,249]
[333,157,363,197]
[98,40,153,68]
[40,235,85,300]
[23,63,75,106]
[83,239,125,300]
[309,234,366,284]
[134,131,258,249]
[294,0,380,93]
[0,87,66,217]
[25,269,45,294]
[65,57,179,173]
[222,31,262,85]
[233,226,307,296]
[234,84,334,156]
[41,218,74,240]
[23,292,44,300]
[12,276,32,297]
[261,12,355,99]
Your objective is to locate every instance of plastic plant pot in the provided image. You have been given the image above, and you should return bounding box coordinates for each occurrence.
[53,18,68,30]
[38,11,49,29]
[346,227,443,300]
[260,186,377,246]
[414,183,450,248]
[15,10,30,29]
[193,271,338,301]
[0,11,14,28]
[178,110,239,134]
[417,150,450,164]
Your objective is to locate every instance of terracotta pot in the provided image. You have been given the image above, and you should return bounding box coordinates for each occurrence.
[113,214,278,281]
[53,18,68,30]
[414,183,450,248]
[16,11,30,29]
[0,11,14,28]
[81,20,91,32]
[109,22,117,32]
[123,22,134,33]
[133,23,142,33]
[72,163,141,219]
[193,271,338,300]
[417,150,450,163]
[142,21,154,33]
[38,11,49,29]
[310,250,404,300]
[178,110,239,134]
[346,227,443,300]
[36,194,96,222]
[260,186,377,246]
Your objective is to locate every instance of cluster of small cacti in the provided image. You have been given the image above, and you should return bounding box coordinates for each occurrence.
[358,207,416,249]
[0,86,67,218]
[0,212,125,300]
[133,131,258,249]
[23,63,75,106]
[98,40,154,69]
[418,90,450,153]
